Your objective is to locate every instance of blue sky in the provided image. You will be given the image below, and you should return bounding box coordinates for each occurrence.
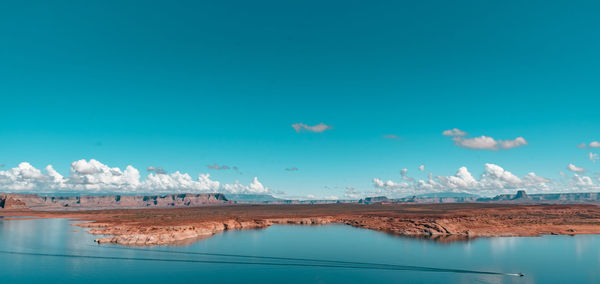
[1,0,600,198]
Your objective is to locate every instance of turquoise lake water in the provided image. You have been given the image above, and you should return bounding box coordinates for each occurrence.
[0,218,599,283]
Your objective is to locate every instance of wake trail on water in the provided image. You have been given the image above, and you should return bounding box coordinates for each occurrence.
[0,249,522,277]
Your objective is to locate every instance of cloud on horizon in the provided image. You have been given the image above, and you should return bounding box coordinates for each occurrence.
[0,159,269,194]
[443,128,527,150]
[372,163,598,197]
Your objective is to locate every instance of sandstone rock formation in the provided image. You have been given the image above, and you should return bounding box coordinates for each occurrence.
[0,193,229,210]
[0,195,28,209]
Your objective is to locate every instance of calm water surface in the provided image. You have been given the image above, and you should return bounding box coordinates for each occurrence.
[0,218,599,283]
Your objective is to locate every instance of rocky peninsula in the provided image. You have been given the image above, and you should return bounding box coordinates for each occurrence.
[3,202,600,246]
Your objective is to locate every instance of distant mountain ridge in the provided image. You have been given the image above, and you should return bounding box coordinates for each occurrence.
[0,193,229,210]
[3,191,600,210]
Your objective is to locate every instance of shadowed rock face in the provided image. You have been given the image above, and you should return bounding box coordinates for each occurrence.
[0,195,27,209]
[0,193,229,210]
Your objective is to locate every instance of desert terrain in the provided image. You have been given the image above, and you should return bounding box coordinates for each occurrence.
[3,203,600,246]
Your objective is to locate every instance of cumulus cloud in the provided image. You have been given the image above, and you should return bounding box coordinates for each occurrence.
[292,123,332,133]
[567,163,586,173]
[418,165,425,172]
[0,162,63,191]
[221,177,270,194]
[436,166,479,189]
[372,178,409,191]
[285,167,298,171]
[382,134,402,139]
[0,159,269,194]
[68,159,141,191]
[577,143,587,148]
[142,172,220,192]
[443,129,527,150]
[572,174,594,187]
[373,163,566,196]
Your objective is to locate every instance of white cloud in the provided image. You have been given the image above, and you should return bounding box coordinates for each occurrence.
[372,178,409,191]
[373,163,573,196]
[0,159,270,194]
[572,174,594,187]
[452,136,528,150]
[344,187,362,199]
[443,129,527,150]
[0,162,61,191]
[479,163,522,188]
[418,165,425,172]
[498,137,528,149]
[442,128,467,137]
[589,152,599,163]
[453,136,498,150]
[522,173,552,191]
[141,172,220,193]
[68,159,140,191]
[247,177,269,194]
[400,168,414,181]
[567,163,586,173]
[578,142,600,148]
[436,166,479,189]
[292,123,332,133]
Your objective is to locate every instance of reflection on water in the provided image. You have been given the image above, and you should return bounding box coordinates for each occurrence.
[0,218,599,283]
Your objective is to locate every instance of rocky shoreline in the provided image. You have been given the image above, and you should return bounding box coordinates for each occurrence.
[3,203,597,246]
[80,217,336,245]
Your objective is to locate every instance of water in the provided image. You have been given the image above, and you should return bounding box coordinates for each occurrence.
[0,218,599,283]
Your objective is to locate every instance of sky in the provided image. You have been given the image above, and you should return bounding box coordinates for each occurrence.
[1,0,600,199]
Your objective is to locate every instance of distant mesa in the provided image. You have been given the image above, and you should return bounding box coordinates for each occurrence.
[3,190,600,210]
[357,190,600,205]
[0,193,229,210]
[358,196,391,204]
[513,190,530,200]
